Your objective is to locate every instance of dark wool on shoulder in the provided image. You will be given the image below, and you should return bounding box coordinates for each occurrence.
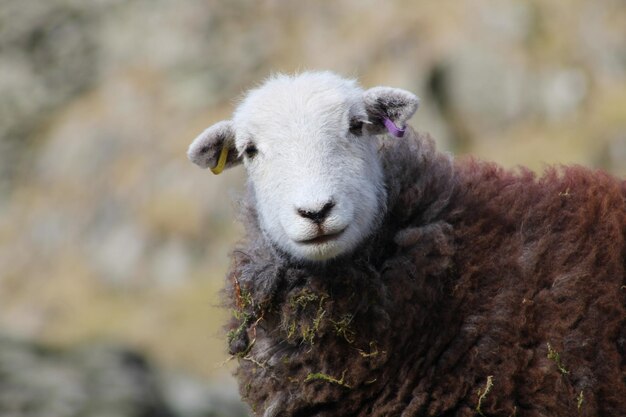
[224,130,626,417]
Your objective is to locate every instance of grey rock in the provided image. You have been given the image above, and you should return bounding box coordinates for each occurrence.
[0,0,102,191]
[161,373,249,417]
[0,335,248,417]
[0,335,172,417]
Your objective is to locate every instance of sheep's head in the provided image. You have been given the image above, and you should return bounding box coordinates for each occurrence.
[188,72,418,261]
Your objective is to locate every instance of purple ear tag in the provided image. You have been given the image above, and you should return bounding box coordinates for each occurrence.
[383,117,406,138]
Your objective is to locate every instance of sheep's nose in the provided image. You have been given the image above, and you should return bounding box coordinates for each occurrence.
[297,201,335,224]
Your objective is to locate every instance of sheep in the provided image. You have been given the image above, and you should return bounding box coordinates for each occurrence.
[187,71,626,417]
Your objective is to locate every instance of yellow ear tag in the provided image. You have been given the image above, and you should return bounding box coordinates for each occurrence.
[210,144,229,175]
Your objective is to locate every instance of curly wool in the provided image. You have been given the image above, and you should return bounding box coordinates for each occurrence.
[224,129,626,417]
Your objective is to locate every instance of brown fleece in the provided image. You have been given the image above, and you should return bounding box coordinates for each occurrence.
[223,129,626,417]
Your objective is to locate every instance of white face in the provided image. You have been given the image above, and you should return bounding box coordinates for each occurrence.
[232,73,386,261]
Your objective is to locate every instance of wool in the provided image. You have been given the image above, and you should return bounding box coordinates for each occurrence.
[223,128,626,417]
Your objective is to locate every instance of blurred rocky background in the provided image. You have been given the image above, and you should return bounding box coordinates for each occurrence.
[0,0,624,415]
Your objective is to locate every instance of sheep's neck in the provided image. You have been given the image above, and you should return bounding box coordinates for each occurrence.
[226,130,461,416]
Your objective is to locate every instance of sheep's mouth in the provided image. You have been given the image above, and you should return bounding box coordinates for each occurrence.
[298,229,346,245]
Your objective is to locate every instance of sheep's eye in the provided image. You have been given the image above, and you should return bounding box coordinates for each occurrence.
[244,143,258,159]
[349,119,364,136]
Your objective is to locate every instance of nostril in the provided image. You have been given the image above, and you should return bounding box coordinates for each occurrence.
[297,200,335,224]
[321,201,335,215]
[297,208,324,223]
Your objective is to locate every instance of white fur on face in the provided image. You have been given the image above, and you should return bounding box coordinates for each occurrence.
[233,72,387,261]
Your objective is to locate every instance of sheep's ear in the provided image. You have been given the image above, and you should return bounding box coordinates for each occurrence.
[187,120,242,173]
[363,87,420,135]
